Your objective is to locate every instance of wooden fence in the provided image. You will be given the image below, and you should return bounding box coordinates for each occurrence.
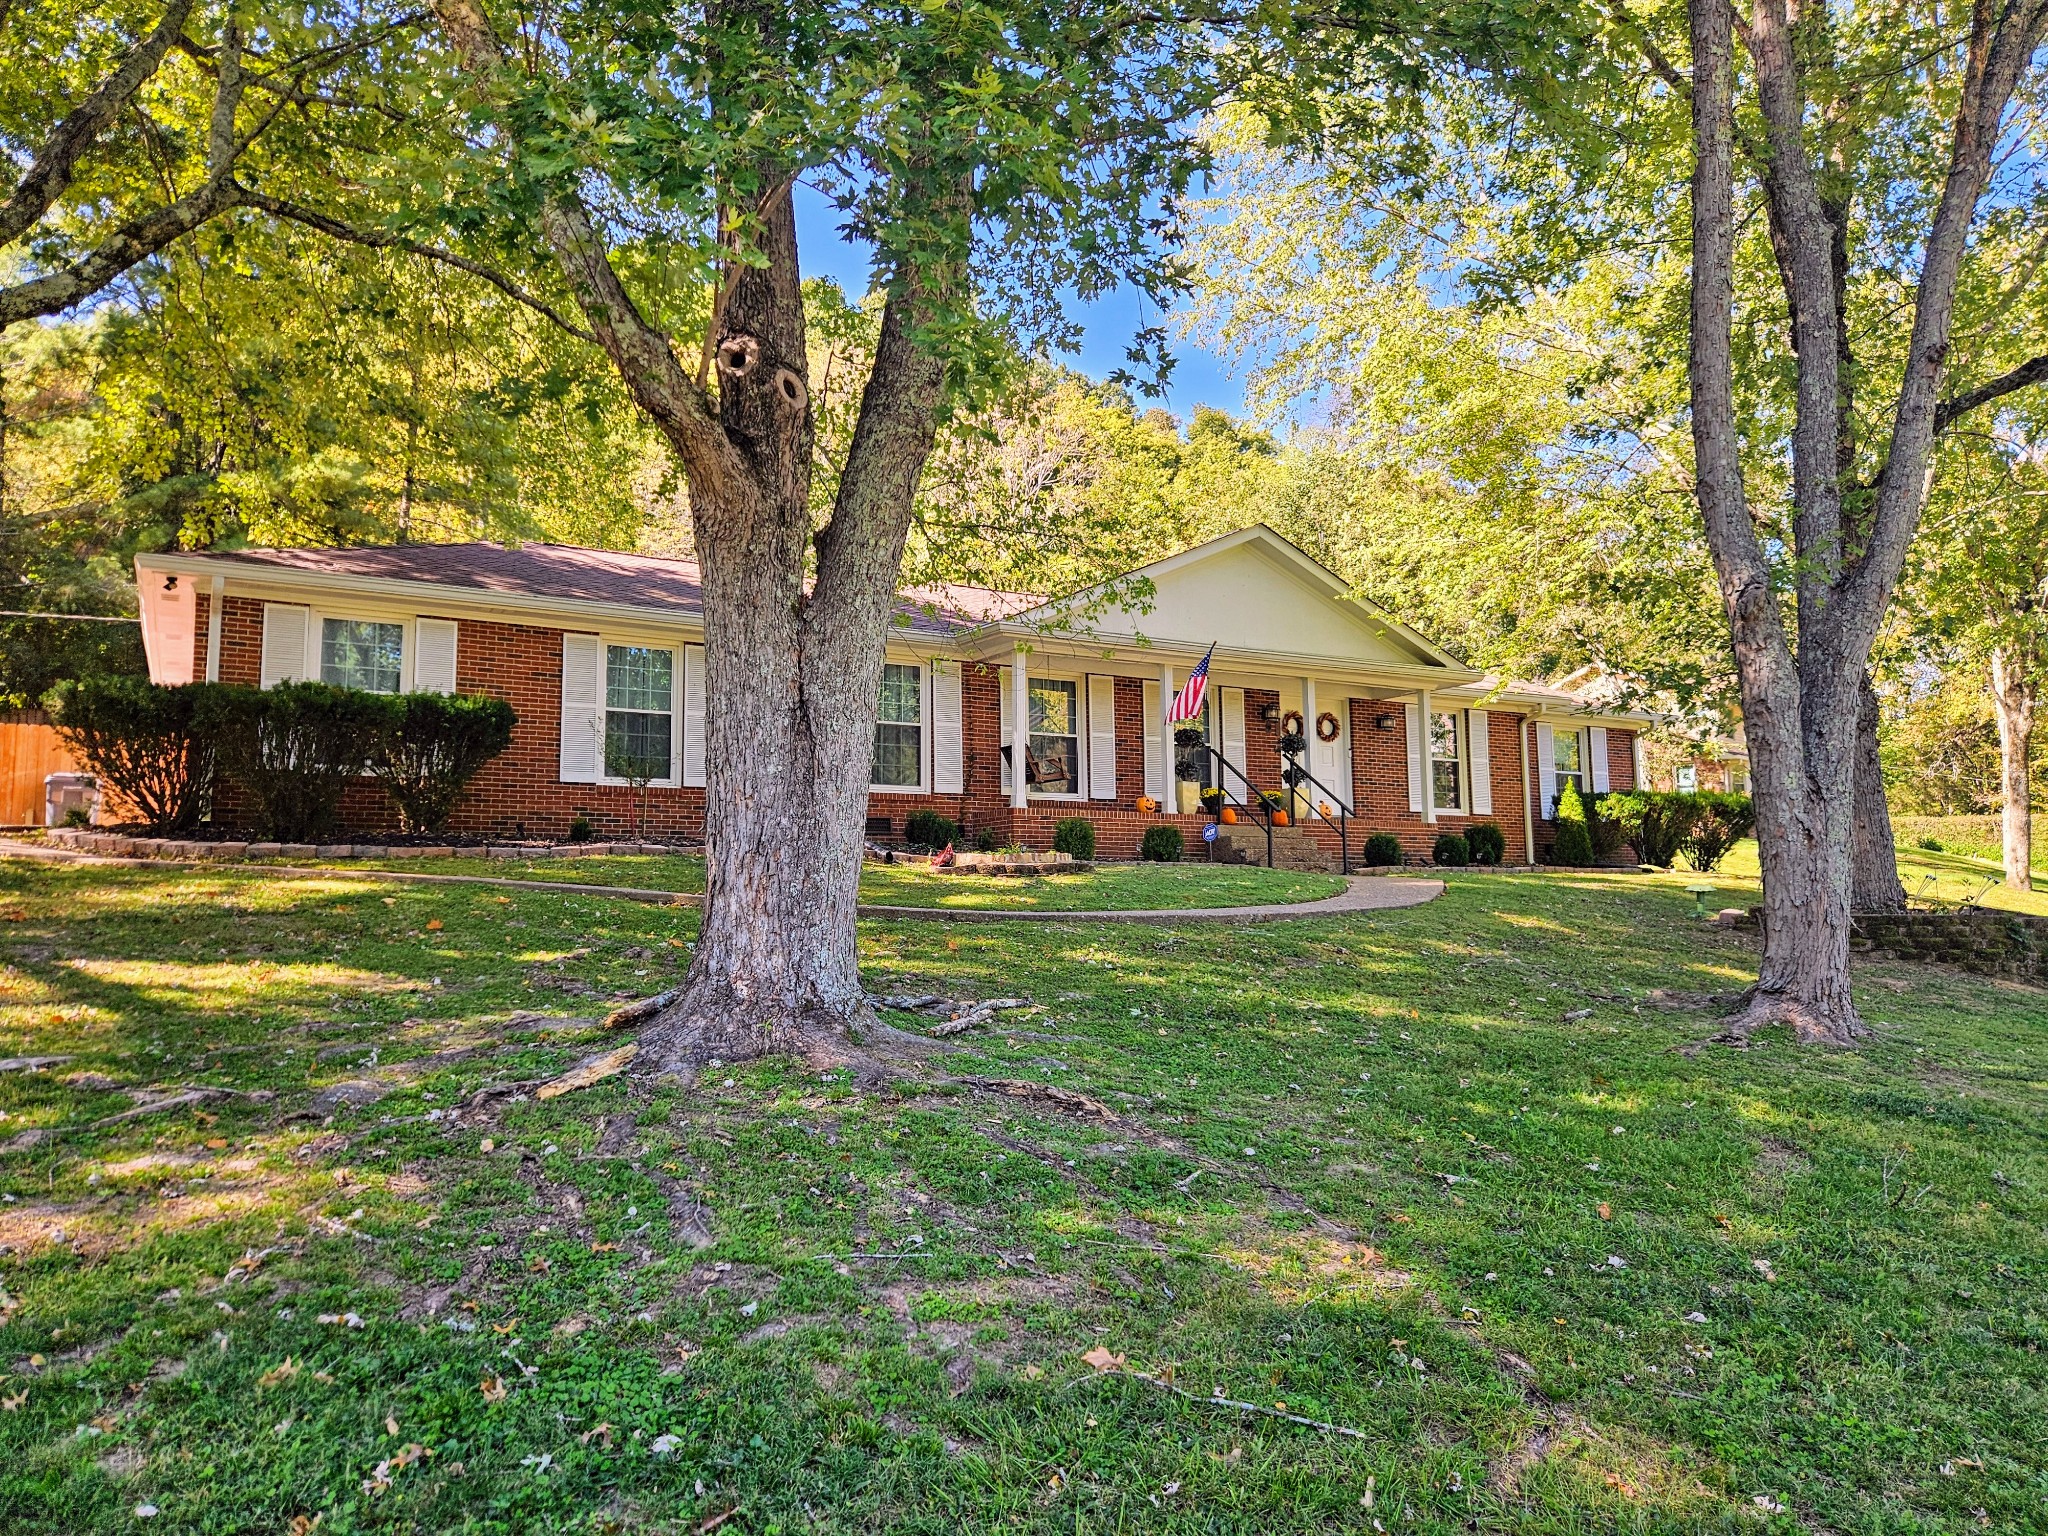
[0,712,82,827]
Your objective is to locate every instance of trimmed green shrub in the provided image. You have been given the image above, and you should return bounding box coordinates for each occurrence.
[1918,835,1942,852]
[1601,790,1699,867]
[1585,791,1629,860]
[46,676,224,835]
[974,826,1000,853]
[1465,822,1506,865]
[1683,792,1755,872]
[1363,831,1404,866]
[1139,824,1183,863]
[1432,831,1470,866]
[366,692,515,834]
[1556,778,1589,827]
[904,809,960,850]
[568,815,593,842]
[1550,818,1594,866]
[1052,817,1096,860]
[212,681,391,841]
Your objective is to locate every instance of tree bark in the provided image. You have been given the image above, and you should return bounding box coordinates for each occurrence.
[1851,669,1906,911]
[426,0,962,1081]
[1991,640,2037,891]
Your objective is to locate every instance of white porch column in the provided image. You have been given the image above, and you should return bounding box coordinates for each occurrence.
[1159,660,1176,801]
[204,575,225,682]
[1011,643,1031,809]
[1299,675,1316,816]
[1417,687,1437,823]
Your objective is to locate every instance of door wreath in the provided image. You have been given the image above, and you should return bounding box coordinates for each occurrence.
[1280,709,1305,739]
[1315,710,1342,742]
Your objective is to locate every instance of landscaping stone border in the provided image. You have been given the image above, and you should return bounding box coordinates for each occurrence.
[41,828,694,862]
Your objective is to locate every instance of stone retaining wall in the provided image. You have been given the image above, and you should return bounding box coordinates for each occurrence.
[1850,908,2048,981]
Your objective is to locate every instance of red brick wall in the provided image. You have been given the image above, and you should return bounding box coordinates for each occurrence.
[192,597,1632,862]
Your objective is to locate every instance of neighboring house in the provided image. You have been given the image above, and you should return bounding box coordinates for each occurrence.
[1665,735,1750,795]
[132,524,1651,862]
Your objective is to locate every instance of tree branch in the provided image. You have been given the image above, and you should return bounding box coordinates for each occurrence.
[0,0,198,247]
[237,190,596,342]
[1935,350,2048,433]
[422,0,739,493]
[0,21,247,329]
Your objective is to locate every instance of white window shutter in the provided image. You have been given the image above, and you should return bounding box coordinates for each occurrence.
[682,644,706,787]
[259,603,309,688]
[998,668,1013,793]
[1468,708,1492,814]
[1087,675,1117,800]
[1589,726,1611,793]
[1631,732,1646,789]
[1535,724,1556,818]
[559,634,603,783]
[931,661,964,793]
[1220,689,1246,786]
[1404,702,1425,813]
[1142,681,1165,800]
[414,619,458,694]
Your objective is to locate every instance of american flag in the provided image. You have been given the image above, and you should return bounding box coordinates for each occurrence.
[1167,644,1214,724]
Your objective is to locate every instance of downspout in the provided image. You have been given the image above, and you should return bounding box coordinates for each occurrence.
[1518,713,1535,867]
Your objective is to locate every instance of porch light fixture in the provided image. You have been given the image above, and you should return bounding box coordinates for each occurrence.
[162,574,178,591]
[1260,703,1281,724]
[1376,713,1397,731]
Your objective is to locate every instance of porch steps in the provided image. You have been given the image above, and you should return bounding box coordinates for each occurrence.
[1210,825,1338,874]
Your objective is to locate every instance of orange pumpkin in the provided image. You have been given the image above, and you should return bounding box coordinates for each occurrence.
[1220,806,1239,825]
[1273,810,1291,827]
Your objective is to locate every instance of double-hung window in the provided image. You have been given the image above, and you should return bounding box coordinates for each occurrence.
[321,619,403,693]
[1430,712,1462,812]
[872,662,923,788]
[1028,679,1080,795]
[604,645,674,783]
[1553,728,1586,806]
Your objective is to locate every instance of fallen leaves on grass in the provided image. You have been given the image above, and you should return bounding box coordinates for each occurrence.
[258,1358,300,1389]
[479,1376,507,1403]
[1080,1346,1126,1372]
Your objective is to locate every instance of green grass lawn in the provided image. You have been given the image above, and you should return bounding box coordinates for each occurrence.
[251,851,1348,911]
[0,857,2043,1533]
[1712,838,2048,917]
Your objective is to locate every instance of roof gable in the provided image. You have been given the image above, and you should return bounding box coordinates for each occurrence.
[1025,526,1462,670]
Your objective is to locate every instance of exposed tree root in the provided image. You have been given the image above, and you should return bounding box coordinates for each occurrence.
[1709,986,1870,1047]
[622,982,942,1087]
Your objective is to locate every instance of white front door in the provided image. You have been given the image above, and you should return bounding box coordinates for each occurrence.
[1308,695,1350,814]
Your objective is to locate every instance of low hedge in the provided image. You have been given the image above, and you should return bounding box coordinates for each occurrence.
[46,676,224,835]
[1052,817,1096,860]
[368,692,516,834]
[210,682,394,841]
[1433,831,1470,866]
[1363,831,1404,866]
[1139,824,1183,862]
[1682,791,1756,872]
[903,809,960,850]
[1466,822,1505,865]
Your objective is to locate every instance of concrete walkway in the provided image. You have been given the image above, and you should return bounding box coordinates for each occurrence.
[0,839,1442,923]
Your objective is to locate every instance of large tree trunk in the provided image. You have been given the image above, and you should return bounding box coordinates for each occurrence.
[1991,640,2037,891]
[1851,669,1907,911]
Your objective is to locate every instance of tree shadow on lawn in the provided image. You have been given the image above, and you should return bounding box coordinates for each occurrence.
[0,861,2043,1531]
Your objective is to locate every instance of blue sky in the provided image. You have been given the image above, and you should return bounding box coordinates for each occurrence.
[792,182,1248,422]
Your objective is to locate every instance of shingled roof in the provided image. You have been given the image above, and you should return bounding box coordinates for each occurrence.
[200,542,1019,639]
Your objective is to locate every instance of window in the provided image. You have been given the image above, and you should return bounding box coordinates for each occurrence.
[1726,764,1747,795]
[1554,728,1586,805]
[1027,679,1080,795]
[872,662,922,788]
[604,645,673,783]
[1430,712,1462,811]
[320,618,402,693]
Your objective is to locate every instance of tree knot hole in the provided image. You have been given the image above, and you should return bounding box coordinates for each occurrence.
[717,335,761,378]
[774,368,807,406]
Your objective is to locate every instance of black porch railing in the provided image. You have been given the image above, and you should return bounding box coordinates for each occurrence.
[1282,755,1356,876]
[1196,743,1274,869]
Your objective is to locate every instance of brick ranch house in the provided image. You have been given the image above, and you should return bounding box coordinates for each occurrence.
[131,525,1650,864]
